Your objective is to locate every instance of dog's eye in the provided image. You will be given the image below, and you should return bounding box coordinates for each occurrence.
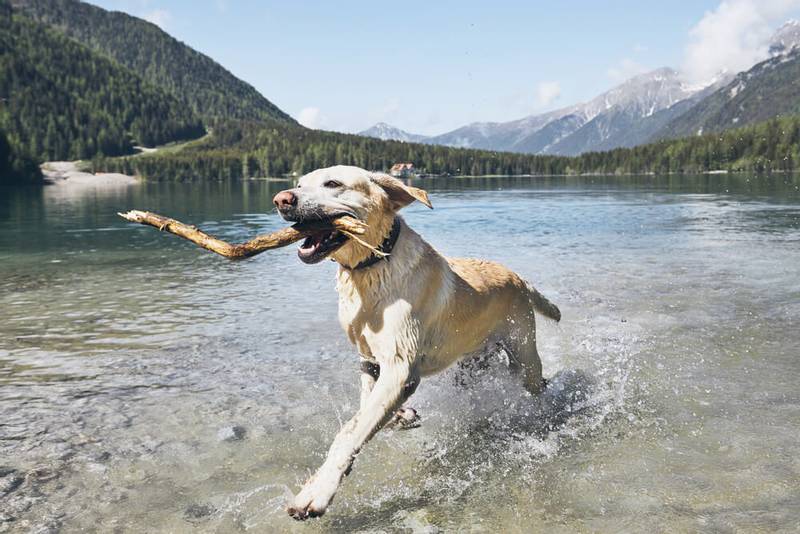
[324,180,342,188]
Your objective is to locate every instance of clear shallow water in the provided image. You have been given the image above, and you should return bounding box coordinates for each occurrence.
[1,175,799,533]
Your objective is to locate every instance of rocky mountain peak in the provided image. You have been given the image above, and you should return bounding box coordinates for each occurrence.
[769,19,800,56]
[358,123,428,143]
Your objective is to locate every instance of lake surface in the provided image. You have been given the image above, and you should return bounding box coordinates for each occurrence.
[1,175,799,533]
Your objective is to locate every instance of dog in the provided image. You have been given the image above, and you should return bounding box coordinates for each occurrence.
[273,165,561,520]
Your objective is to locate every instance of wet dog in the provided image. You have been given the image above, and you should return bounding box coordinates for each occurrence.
[273,165,561,520]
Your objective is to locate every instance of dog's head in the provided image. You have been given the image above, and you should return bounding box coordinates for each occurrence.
[273,165,432,266]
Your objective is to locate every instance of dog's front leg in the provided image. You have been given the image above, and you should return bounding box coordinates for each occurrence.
[359,359,379,410]
[288,360,416,520]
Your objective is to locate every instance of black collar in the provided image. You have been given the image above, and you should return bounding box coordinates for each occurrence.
[346,217,401,271]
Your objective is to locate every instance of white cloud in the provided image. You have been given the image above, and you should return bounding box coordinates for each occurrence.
[607,58,648,83]
[297,107,323,129]
[535,81,561,108]
[682,0,800,85]
[144,8,171,29]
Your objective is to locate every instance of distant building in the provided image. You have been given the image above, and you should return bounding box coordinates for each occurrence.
[389,162,415,177]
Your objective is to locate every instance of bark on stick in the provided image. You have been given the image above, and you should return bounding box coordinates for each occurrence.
[118,210,366,259]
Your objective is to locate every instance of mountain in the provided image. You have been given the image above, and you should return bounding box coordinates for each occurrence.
[655,48,800,140]
[550,20,800,152]
[358,122,428,143]
[423,106,577,151]
[10,0,800,184]
[0,4,204,174]
[543,68,701,155]
[768,20,800,56]
[403,18,800,158]
[420,68,700,156]
[11,0,294,124]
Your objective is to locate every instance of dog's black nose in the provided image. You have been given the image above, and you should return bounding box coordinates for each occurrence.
[273,190,297,210]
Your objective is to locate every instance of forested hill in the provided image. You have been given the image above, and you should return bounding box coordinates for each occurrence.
[11,0,295,124]
[101,119,571,181]
[101,114,800,181]
[656,49,800,140]
[0,4,204,175]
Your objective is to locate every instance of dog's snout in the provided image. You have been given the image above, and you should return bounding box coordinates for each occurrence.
[273,190,297,210]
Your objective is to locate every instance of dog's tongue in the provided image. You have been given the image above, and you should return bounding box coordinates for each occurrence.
[300,233,324,253]
[298,232,329,264]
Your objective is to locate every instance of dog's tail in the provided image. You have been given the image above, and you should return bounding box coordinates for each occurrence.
[528,285,561,322]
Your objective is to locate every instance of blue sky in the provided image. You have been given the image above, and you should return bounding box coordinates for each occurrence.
[90,1,800,135]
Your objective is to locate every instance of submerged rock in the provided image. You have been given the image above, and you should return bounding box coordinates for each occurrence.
[141,436,163,453]
[184,503,216,523]
[0,467,23,497]
[217,425,246,442]
[393,509,441,533]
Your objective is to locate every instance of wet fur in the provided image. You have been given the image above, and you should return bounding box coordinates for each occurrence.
[278,165,560,520]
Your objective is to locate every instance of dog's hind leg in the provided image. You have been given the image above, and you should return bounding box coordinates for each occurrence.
[504,310,546,396]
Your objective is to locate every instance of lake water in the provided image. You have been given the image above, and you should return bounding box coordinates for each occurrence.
[1,175,799,533]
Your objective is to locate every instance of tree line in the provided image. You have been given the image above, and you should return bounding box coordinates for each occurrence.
[98,115,800,181]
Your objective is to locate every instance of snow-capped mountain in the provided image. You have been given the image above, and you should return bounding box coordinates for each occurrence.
[650,21,800,141]
[358,122,428,143]
[544,68,703,155]
[769,20,800,56]
[423,105,580,152]
[655,47,800,140]
[360,19,800,156]
[423,67,701,156]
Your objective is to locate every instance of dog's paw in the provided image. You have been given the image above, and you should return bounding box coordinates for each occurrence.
[286,476,339,521]
[387,406,420,430]
[286,499,324,521]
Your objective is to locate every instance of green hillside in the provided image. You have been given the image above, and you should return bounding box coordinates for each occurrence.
[582,115,800,174]
[657,50,800,139]
[99,119,570,180]
[99,114,800,181]
[12,0,295,124]
[0,4,204,178]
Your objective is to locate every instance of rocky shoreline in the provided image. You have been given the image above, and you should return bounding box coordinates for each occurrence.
[41,161,138,187]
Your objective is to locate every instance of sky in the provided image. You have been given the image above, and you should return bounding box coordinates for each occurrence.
[89,0,800,135]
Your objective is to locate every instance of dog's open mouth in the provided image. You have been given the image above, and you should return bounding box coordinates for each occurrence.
[297,229,349,264]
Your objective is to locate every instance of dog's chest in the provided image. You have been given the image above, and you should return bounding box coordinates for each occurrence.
[336,275,410,361]
[337,285,377,359]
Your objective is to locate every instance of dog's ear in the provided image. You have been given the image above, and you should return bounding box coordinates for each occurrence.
[370,174,433,210]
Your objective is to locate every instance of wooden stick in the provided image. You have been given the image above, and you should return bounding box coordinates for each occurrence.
[118,210,367,259]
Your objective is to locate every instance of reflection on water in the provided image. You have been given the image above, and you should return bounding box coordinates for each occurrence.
[1,174,800,532]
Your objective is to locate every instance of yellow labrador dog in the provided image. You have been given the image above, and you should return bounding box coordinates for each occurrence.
[273,165,560,520]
